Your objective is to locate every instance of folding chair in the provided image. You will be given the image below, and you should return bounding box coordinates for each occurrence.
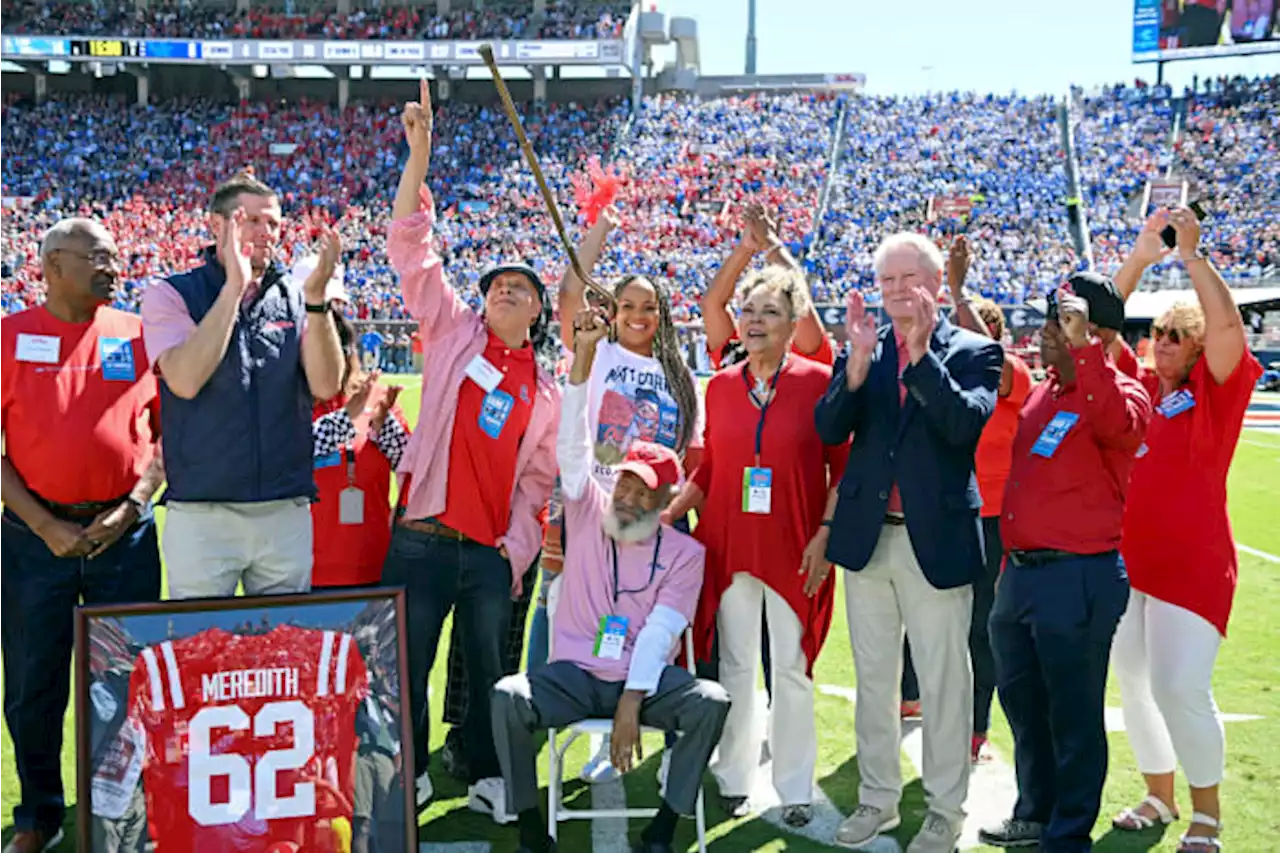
[546,628,707,853]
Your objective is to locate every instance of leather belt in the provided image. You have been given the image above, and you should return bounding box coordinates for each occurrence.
[397,517,471,543]
[883,513,906,527]
[1007,549,1079,567]
[35,494,129,520]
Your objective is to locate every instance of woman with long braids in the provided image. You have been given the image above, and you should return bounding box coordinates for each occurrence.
[534,206,704,785]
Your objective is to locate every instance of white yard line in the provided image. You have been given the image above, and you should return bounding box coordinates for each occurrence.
[1238,543,1280,564]
[420,843,492,852]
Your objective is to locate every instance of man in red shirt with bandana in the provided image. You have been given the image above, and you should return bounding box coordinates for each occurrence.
[980,273,1152,852]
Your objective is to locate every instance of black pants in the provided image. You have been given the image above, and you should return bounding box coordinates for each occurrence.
[991,551,1129,852]
[381,525,513,782]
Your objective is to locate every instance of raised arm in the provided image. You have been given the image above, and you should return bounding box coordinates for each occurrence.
[1170,206,1247,384]
[1058,296,1152,450]
[945,236,991,338]
[146,212,251,400]
[1113,210,1171,303]
[386,80,473,341]
[558,308,610,502]
[756,207,826,356]
[814,290,876,444]
[703,206,766,355]
[558,207,619,325]
[298,228,345,401]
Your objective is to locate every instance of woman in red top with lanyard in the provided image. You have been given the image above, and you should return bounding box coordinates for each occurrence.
[667,267,849,827]
[1107,210,1262,853]
[310,310,409,587]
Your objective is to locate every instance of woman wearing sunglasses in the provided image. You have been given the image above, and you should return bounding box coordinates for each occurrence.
[1107,208,1262,853]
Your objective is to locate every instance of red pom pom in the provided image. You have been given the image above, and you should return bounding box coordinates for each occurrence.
[570,157,625,227]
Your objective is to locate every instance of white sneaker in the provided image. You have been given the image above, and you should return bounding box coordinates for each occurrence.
[467,776,515,825]
[658,749,672,797]
[579,736,619,784]
[415,770,433,807]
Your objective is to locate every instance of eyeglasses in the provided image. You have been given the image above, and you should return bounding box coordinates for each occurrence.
[1152,324,1187,345]
[55,248,120,268]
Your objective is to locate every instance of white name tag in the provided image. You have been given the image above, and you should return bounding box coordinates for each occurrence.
[339,487,365,525]
[15,333,60,364]
[464,354,503,393]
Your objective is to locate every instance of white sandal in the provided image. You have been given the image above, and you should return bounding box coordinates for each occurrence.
[1177,812,1223,851]
[1112,794,1178,831]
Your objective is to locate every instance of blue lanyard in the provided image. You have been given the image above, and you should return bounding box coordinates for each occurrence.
[610,529,663,607]
[743,356,787,466]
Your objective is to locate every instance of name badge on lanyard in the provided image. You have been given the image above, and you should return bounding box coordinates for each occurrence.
[479,388,515,439]
[741,358,786,515]
[338,445,364,525]
[1031,411,1079,458]
[594,615,629,660]
[1157,389,1196,418]
[99,337,136,381]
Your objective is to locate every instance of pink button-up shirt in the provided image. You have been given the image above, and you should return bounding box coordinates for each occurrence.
[387,187,560,593]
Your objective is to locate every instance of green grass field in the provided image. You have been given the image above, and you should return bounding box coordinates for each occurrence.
[4,375,1279,852]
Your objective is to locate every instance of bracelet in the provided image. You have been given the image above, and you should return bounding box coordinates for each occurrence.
[1180,251,1206,264]
[125,495,147,513]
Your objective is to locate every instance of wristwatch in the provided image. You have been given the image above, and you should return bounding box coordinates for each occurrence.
[305,302,329,313]
[125,495,147,514]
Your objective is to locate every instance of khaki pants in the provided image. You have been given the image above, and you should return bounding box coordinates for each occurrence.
[845,523,973,825]
[163,499,312,599]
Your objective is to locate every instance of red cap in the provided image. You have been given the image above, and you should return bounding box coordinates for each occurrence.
[615,441,682,491]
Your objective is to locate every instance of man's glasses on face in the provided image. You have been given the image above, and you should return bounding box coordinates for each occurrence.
[56,248,120,268]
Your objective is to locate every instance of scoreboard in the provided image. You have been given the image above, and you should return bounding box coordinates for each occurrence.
[68,39,202,59]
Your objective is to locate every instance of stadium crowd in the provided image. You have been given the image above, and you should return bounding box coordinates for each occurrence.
[3,76,1278,328]
[0,0,630,41]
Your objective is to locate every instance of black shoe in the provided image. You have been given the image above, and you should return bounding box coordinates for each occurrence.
[978,817,1043,848]
[441,731,470,781]
[720,794,750,818]
[632,842,674,853]
[515,840,557,853]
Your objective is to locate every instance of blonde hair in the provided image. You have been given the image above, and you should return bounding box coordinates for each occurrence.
[873,232,945,278]
[740,266,813,322]
[1156,301,1206,348]
[971,296,1005,340]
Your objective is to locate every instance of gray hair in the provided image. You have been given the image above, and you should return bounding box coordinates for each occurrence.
[872,232,945,279]
[40,218,107,260]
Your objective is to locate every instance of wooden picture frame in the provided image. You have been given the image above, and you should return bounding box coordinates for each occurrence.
[75,588,415,853]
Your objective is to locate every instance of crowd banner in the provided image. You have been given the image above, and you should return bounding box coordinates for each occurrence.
[76,589,416,853]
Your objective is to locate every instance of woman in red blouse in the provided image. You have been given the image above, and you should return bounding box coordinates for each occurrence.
[1108,210,1262,853]
[666,267,849,827]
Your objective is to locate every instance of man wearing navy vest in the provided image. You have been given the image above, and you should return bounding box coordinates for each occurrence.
[141,171,345,599]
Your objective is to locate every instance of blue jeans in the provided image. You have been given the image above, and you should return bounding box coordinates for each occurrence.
[1,508,161,834]
[381,525,513,782]
[991,550,1129,853]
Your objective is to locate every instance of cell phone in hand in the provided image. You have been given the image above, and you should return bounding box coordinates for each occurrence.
[1160,201,1208,249]
[1045,288,1059,323]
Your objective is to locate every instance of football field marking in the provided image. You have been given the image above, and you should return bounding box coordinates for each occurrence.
[1237,543,1280,564]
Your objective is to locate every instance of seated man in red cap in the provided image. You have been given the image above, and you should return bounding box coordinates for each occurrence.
[490,308,730,853]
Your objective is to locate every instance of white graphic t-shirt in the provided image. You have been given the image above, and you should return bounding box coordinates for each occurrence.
[580,341,704,492]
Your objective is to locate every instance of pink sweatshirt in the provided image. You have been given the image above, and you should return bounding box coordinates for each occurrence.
[387,186,560,594]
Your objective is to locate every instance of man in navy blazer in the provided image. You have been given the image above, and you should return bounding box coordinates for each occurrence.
[815,233,1001,853]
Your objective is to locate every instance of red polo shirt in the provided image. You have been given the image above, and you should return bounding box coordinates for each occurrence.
[436,331,537,545]
[708,332,835,370]
[1121,351,1262,636]
[975,353,1034,517]
[1001,342,1152,555]
[2,305,160,504]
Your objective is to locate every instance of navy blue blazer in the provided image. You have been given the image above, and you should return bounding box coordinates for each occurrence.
[815,315,1002,589]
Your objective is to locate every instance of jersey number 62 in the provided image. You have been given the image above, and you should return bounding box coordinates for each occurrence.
[187,699,316,826]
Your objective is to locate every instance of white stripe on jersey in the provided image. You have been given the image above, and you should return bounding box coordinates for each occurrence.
[336,633,352,694]
[160,641,185,710]
[141,647,165,712]
[318,630,335,697]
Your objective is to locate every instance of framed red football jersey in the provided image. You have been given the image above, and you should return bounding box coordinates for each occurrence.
[127,625,368,852]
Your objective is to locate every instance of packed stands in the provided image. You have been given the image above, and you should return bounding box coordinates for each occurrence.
[812,92,1075,305]
[3,76,1277,321]
[0,0,629,40]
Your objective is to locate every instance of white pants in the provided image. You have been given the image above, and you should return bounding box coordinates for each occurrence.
[1111,590,1225,788]
[712,572,817,805]
[164,499,313,599]
[845,524,972,824]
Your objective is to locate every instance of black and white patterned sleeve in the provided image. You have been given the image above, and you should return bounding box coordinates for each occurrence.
[372,415,410,469]
[313,410,357,458]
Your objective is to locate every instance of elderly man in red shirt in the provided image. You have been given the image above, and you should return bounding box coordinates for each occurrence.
[980,273,1152,853]
[2,218,165,853]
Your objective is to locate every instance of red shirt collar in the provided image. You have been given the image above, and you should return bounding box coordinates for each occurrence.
[485,329,534,362]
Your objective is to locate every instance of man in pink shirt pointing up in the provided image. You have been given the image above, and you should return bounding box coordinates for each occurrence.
[491,308,731,853]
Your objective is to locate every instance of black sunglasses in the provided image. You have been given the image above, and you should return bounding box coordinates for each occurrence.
[1152,324,1186,345]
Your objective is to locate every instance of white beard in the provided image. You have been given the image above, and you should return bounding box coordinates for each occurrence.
[601,509,662,544]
